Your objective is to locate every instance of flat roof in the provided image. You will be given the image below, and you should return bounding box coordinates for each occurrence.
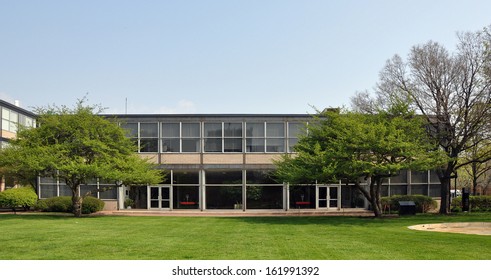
[103,113,312,118]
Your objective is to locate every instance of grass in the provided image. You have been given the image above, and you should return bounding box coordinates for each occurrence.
[0,213,490,260]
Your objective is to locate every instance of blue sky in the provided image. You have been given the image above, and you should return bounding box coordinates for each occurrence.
[1,0,490,114]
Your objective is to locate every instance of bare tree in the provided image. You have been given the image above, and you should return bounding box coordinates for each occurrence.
[356,26,491,214]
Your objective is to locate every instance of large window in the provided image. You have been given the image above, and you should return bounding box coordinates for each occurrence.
[2,108,18,132]
[224,122,242,152]
[182,123,200,152]
[288,122,304,153]
[162,123,180,152]
[120,123,139,151]
[246,122,265,152]
[172,171,200,209]
[266,123,285,152]
[140,123,159,152]
[204,123,222,152]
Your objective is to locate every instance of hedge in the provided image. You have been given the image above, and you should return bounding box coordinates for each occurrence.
[451,196,491,212]
[35,196,105,214]
[0,187,38,211]
[381,195,437,213]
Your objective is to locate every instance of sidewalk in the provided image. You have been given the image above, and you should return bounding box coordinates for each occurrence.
[95,208,374,217]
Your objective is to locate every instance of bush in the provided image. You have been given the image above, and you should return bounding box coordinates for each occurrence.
[82,196,105,214]
[382,195,437,213]
[451,196,491,212]
[35,196,105,214]
[0,187,38,211]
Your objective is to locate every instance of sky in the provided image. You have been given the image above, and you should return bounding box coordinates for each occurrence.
[1,0,490,115]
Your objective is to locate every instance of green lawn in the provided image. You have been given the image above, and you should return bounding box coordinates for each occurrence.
[0,213,490,260]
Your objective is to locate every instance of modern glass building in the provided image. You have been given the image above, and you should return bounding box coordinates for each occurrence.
[1,99,443,212]
[95,114,441,212]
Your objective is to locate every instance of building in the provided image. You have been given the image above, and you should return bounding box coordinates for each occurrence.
[87,114,441,212]
[0,99,37,191]
[1,99,443,212]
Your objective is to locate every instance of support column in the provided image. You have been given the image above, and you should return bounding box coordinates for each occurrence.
[242,170,246,211]
[285,182,290,211]
[337,180,342,210]
[200,169,206,211]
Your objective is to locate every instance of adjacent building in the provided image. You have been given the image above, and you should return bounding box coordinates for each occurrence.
[0,99,37,191]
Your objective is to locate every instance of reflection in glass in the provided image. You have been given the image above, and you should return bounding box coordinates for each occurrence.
[173,186,199,209]
[206,186,242,209]
[246,186,283,209]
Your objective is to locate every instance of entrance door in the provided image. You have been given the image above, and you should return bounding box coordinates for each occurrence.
[318,186,339,209]
[149,186,171,209]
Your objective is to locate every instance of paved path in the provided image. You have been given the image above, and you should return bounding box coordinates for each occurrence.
[408,222,491,236]
[95,208,374,217]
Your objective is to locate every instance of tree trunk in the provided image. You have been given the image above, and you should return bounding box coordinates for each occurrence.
[439,175,451,214]
[71,185,83,217]
[354,179,383,217]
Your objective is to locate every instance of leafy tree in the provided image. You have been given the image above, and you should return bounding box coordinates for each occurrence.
[275,107,445,217]
[354,25,491,213]
[0,99,163,217]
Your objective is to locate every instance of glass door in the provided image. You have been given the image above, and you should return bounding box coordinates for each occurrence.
[329,187,338,209]
[149,186,171,209]
[318,186,328,208]
[318,186,339,209]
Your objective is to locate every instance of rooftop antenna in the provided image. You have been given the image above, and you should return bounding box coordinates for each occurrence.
[125,98,127,114]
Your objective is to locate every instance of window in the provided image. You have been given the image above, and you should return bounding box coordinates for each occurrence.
[162,123,180,152]
[288,122,304,153]
[140,123,158,152]
[246,122,265,152]
[120,123,138,150]
[411,171,428,184]
[224,122,242,152]
[266,123,285,152]
[182,123,200,152]
[2,108,18,132]
[204,123,222,152]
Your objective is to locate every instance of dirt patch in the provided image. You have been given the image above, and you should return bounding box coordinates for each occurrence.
[408,222,491,236]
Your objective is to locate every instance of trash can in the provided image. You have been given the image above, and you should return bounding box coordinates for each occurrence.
[462,188,470,212]
[398,201,416,215]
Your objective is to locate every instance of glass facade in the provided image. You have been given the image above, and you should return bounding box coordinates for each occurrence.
[121,119,304,154]
[26,113,444,211]
[1,107,36,133]
[38,176,118,200]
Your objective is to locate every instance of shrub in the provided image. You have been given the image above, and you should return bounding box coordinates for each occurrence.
[451,206,462,213]
[382,195,437,213]
[451,196,491,212]
[0,187,38,211]
[34,199,49,211]
[82,196,105,214]
[35,196,105,214]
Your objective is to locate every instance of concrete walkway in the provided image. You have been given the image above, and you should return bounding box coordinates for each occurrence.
[95,208,374,217]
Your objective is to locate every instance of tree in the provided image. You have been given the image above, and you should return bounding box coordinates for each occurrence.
[364,26,491,213]
[0,99,163,217]
[459,136,491,195]
[275,106,445,217]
